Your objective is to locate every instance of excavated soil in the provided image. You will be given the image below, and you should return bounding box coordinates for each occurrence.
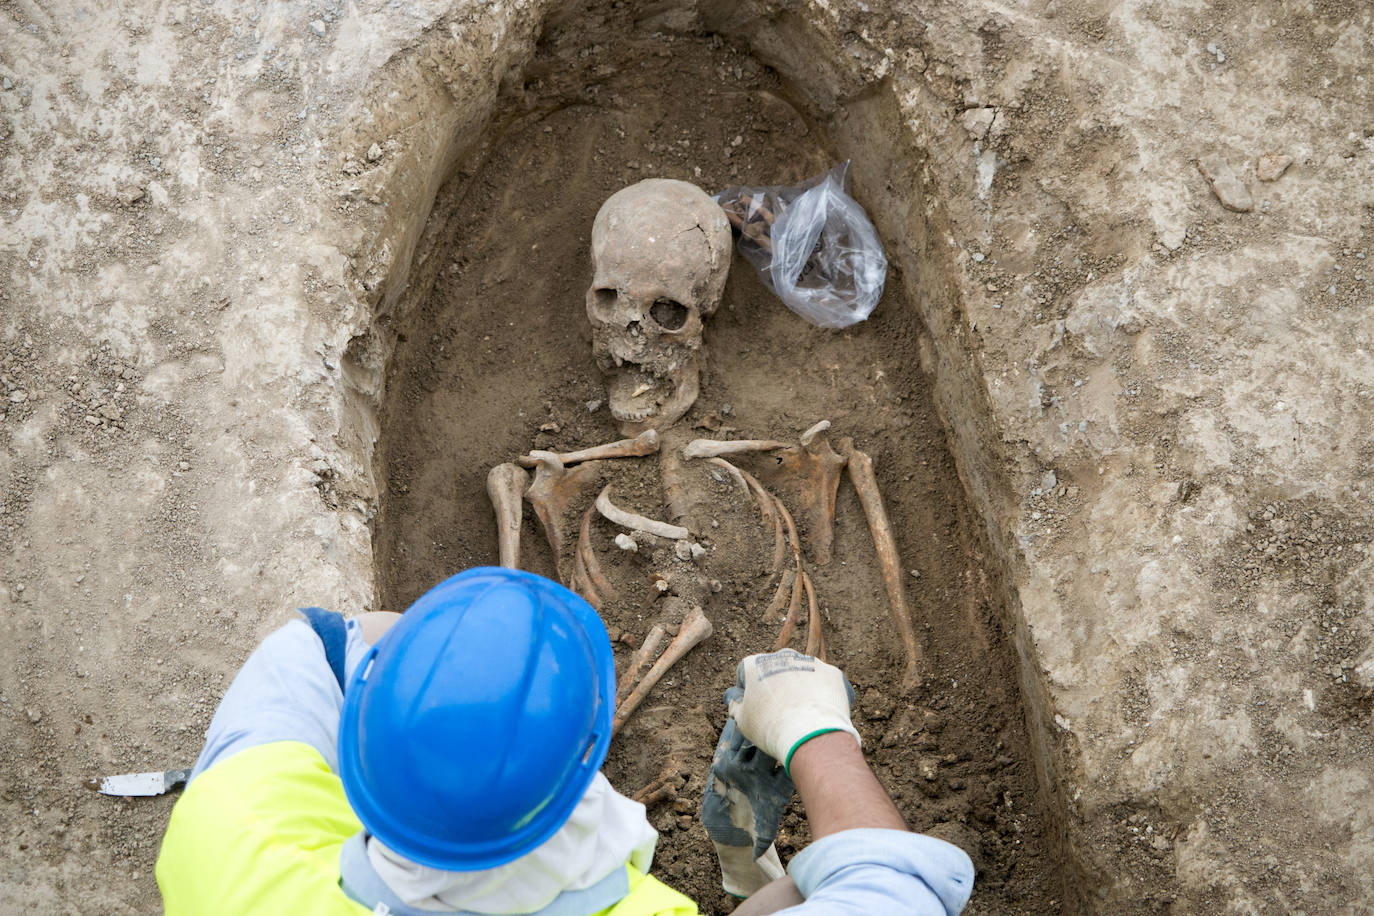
[374,11,1066,913]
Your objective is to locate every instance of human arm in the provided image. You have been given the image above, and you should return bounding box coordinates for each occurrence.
[188,612,380,780]
[725,651,975,916]
[788,731,906,837]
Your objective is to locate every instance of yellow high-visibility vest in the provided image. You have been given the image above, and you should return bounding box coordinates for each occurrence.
[157,741,698,916]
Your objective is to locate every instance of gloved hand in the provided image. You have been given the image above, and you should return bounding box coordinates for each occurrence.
[700,718,791,897]
[726,649,860,773]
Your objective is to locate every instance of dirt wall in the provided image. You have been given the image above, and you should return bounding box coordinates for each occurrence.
[1,0,1371,912]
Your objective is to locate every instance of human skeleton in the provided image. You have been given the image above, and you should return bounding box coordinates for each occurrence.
[486,179,921,803]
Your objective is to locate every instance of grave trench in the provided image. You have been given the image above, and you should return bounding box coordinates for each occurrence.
[352,3,1077,912]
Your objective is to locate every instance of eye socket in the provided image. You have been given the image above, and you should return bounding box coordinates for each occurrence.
[650,298,689,331]
[593,288,617,314]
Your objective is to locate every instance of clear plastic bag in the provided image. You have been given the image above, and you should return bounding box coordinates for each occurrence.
[715,162,887,329]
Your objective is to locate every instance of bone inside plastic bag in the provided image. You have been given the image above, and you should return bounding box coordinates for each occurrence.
[715,162,888,329]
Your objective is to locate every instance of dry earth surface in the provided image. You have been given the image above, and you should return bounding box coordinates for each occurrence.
[1,0,1371,913]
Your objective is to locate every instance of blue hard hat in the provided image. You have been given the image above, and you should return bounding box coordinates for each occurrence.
[337,567,615,870]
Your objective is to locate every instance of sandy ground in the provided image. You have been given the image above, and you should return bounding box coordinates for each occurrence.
[1,0,1372,913]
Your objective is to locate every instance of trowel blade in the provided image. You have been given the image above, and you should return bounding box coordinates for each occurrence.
[89,768,192,797]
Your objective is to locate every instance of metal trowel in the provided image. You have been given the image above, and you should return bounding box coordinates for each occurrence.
[88,768,192,797]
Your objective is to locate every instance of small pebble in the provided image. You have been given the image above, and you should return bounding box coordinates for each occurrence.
[1197,156,1253,212]
[1256,152,1293,182]
[367,143,383,162]
[585,399,602,412]
[310,19,326,35]
[177,461,190,471]
[1,77,12,91]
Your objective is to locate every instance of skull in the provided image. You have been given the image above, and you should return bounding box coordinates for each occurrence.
[587,179,732,432]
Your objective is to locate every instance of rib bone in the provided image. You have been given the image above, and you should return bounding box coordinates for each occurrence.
[487,463,529,569]
[843,442,922,691]
[772,565,805,651]
[578,504,617,602]
[682,438,789,459]
[612,606,713,735]
[708,457,786,573]
[801,570,826,661]
[595,485,690,540]
[517,430,660,468]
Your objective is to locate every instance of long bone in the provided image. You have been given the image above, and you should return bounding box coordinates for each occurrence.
[525,452,604,585]
[612,606,713,736]
[841,441,923,691]
[486,463,530,569]
[616,624,667,707]
[595,485,690,540]
[516,430,660,468]
[682,438,788,459]
[763,421,848,566]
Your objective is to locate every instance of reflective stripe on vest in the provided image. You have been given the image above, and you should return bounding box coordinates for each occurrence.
[156,740,698,916]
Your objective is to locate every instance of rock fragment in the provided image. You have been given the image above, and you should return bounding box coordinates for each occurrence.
[1257,152,1293,182]
[959,107,996,142]
[1197,157,1253,212]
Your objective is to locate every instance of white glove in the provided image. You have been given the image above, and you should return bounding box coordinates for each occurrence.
[713,841,785,898]
[726,649,860,772]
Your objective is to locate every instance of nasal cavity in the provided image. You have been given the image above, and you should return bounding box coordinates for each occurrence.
[650,298,688,330]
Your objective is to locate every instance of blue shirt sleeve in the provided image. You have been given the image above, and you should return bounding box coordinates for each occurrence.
[189,618,371,781]
[780,828,975,915]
